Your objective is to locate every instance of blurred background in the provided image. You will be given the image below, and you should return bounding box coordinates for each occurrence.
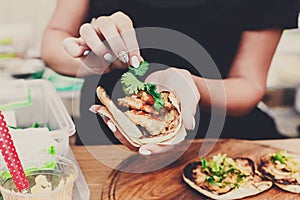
[0,0,299,138]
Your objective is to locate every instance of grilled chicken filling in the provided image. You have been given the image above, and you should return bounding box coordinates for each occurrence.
[118,91,179,136]
[191,154,254,195]
[260,151,300,185]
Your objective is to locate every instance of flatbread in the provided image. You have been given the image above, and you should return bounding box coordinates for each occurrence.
[274,183,300,194]
[183,159,272,199]
[259,152,300,193]
[96,86,185,147]
[182,175,272,200]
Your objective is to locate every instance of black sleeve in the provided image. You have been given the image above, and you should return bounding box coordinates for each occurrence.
[230,0,300,30]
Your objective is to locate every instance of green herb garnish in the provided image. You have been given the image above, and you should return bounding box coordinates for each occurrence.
[272,150,289,164]
[121,61,165,111]
[199,154,249,189]
[206,176,216,186]
[144,83,164,111]
[201,158,208,169]
[121,72,145,95]
[129,61,149,76]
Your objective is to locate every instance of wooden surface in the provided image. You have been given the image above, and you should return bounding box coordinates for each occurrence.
[71,139,300,200]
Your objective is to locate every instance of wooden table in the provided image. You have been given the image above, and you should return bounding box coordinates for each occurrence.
[71,138,300,200]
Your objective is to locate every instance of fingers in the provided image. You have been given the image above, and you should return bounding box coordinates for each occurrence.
[64,12,142,71]
[139,144,174,155]
[89,105,175,154]
[111,12,142,68]
[145,68,200,130]
[166,68,199,130]
[89,105,138,151]
[79,23,112,60]
[63,37,89,58]
[94,17,129,64]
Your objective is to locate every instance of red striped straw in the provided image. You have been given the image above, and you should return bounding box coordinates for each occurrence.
[0,111,29,193]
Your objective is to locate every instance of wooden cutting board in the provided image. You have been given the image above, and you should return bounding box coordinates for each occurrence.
[101,139,300,200]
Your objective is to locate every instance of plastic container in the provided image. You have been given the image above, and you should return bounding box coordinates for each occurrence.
[0,79,75,157]
[0,79,90,199]
[0,156,78,200]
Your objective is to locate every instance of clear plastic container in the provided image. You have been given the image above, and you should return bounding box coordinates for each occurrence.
[0,79,90,199]
[0,79,75,156]
[0,156,78,200]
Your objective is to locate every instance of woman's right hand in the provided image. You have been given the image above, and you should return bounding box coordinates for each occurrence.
[63,11,143,74]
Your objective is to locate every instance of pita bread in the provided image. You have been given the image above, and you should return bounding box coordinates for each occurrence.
[259,152,300,193]
[96,86,186,147]
[274,183,300,194]
[183,158,272,199]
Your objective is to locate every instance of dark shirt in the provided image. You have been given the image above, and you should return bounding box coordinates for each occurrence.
[75,0,299,145]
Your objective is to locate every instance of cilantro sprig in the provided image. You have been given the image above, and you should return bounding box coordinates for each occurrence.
[121,61,165,111]
[121,72,145,95]
[128,61,149,76]
[144,83,165,111]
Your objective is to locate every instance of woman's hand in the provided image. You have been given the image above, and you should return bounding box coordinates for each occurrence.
[89,105,175,155]
[63,11,143,74]
[145,67,200,130]
[90,104,175,155]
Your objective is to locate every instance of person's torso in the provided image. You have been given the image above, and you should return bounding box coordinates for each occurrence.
[87,0,246,77]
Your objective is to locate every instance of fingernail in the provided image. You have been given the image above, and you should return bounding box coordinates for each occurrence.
[103,52,114,63]
[88,106,97,114]
[107,120,116,132]
[192,116,196,130]
[91,17,96,24]
[130,55,140,68]
[139,149,152,156]
[83,50,90,56]
[118,51,129,63]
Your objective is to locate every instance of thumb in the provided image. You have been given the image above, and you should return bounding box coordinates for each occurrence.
[181,107,196,130]
[63,37,88,58]
[144,70,165,84]
[139,144,174,155]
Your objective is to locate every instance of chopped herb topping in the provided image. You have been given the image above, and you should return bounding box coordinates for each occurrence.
[121,61,165,111]
[144,83,164,111]
[199,154,249,189]
[272,150,289,164]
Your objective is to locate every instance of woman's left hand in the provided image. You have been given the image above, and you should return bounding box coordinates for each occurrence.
[145,67,200,130]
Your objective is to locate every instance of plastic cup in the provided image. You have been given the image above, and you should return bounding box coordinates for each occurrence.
[0,156,78,200]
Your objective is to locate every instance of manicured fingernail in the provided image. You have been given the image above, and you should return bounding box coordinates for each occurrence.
[83,50,90,56]
[91,17,96,24]
[192,117,196,130]
[103,52,114,63]
[130,55,140,68]
[88,106,97,114]
[107,120,116,132]
[139,149,152,156]
[118,51,129,63]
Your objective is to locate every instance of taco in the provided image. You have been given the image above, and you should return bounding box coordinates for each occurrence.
[95,64,186,147]
[259,150,300,193]
[183,154,272,199]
